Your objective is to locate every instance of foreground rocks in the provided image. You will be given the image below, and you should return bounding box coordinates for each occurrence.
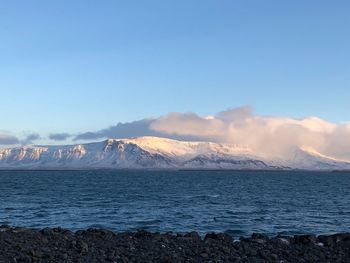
[0,226,349,262]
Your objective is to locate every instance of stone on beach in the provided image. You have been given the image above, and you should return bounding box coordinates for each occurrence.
[0,226,349,262]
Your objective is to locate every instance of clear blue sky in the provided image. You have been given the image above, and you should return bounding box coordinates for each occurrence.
[1,0,349,138]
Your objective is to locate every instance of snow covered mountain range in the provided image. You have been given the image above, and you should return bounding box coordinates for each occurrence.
[0,136,349,171]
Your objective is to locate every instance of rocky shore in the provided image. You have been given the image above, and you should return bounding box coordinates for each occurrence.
[0,226,349,262]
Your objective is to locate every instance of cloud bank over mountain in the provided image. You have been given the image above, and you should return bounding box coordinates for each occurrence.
[149,107,350,161]
[73,120,158,141]
[2,106,350,162]
[72,106,350,161]
[72,119,202,142]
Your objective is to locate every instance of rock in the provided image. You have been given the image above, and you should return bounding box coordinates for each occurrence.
[332,233,350,243]
[0,226,349,262]
[294,234,317,245]
[318,235,336,247]
[270,253,278,260]
[277,237,291,245]
[77,241,89,254]
[0,225,11,232]
[52,227,63,233]
[40,228,54,236]
[204,232,233,243]
[134,230,152,238]
[184,231,201,242]
[251,233,269,240]
[200,252,209,259]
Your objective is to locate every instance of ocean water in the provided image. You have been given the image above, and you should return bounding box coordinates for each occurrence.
[0,170,349,237]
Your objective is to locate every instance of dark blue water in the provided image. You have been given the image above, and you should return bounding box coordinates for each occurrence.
[0,170,349,237]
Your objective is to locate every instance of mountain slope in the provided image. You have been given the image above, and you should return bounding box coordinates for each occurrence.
[0,137,349,170]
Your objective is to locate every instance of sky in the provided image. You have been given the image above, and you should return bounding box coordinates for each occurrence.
[0,0,350,148]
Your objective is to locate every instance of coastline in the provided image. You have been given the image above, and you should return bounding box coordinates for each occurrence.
[0,168,349,172]
[0,226,349,262]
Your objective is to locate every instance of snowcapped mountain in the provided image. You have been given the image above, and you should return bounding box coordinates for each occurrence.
[0,136,349,170]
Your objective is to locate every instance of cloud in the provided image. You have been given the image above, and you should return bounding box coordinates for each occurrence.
[21,133,41,145]
[67,106,350,161]
[150,112,226,142]
[149,106,350,160]
[0,133,19,145]
[73,119,199,141]
[49,133,71,141]
[74,119,157,141]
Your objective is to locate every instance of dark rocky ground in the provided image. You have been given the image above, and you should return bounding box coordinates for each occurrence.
[0,226,349,262]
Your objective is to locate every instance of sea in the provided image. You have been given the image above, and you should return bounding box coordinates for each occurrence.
[0,170,349,237]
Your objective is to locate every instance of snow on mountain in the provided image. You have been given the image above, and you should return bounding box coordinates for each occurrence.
[0,136,349,170]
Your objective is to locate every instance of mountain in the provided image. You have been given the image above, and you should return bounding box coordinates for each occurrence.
[0,136,349,170]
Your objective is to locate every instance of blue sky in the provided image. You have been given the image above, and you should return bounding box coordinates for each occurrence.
[1,0,349,143]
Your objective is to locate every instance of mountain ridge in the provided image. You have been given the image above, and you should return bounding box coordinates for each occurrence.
[0,136,349,171]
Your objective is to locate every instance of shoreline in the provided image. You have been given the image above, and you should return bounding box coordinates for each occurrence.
[0,168,349,173]
[0,226,349,262]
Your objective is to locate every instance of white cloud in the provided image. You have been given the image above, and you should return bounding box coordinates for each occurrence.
[45,106,349,162]
[150,106,350,161]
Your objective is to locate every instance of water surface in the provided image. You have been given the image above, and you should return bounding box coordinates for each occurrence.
[0,170,349,237]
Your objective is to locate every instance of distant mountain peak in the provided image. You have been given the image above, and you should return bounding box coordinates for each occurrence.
[0,136,349,171]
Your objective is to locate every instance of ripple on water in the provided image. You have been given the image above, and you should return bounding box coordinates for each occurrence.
[0,170,349,237]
